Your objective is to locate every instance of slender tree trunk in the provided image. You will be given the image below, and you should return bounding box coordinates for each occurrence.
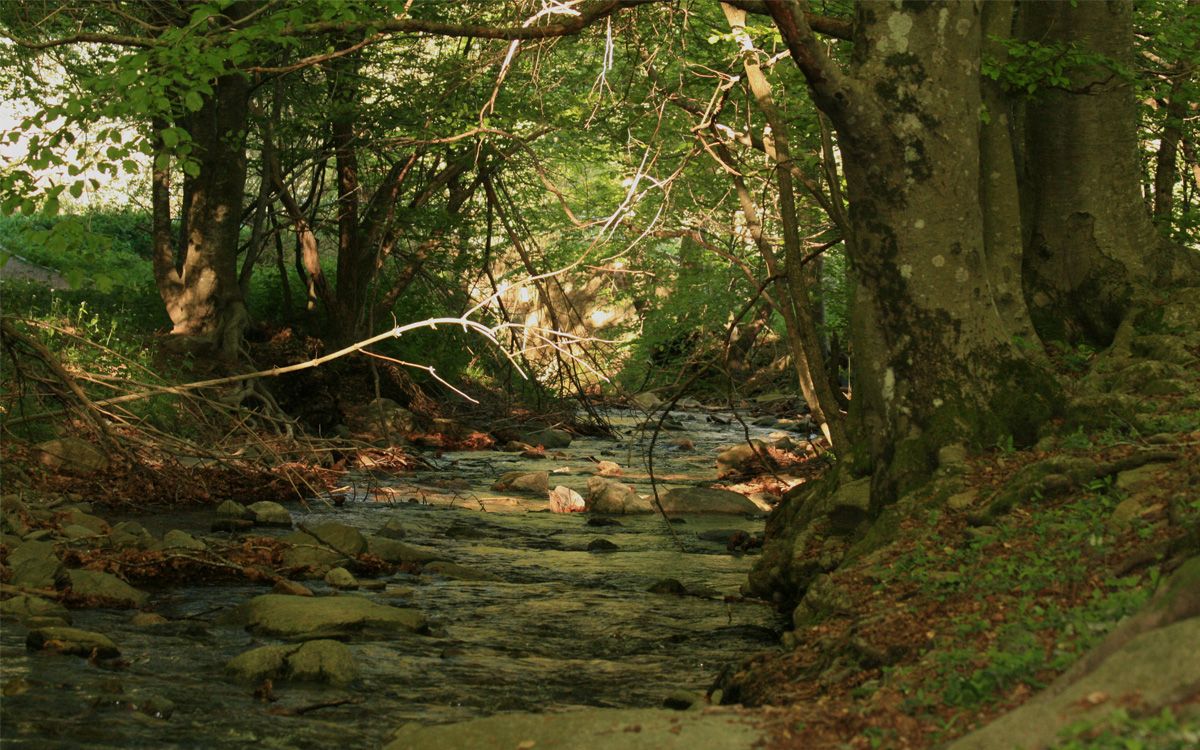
[151,71,252,361]
[722,3,847,451]
[328,56,366,340]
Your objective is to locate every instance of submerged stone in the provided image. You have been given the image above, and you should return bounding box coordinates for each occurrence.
[226,594,426,639]
[367,536,444,564]
[161,529,206,551]
[385,707,763,750]
[587,538,619,552]
[377,519,407,540]
[26,626,119,658]
[422,561,501,582]
[227,639,358,686]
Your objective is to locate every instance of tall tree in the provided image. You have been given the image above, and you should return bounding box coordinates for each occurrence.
[767,1,1059,499]
[1020,0,1196,344]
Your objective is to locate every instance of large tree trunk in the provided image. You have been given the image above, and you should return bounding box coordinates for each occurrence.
[979,0,1037,346]
[769,3,1059,502]
[152,71,251,361]
[1020,0,1180,345]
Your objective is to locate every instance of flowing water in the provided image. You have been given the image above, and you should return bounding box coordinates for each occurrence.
[1,409,806,748]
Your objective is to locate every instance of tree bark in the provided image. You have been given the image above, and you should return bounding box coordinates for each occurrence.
[151,71,252,361]
[979,0,1037,346]
[1020,0,1181,345]
[770,1,1059,500]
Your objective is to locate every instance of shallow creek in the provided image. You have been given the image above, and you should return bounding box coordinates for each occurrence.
[1,409,805,748]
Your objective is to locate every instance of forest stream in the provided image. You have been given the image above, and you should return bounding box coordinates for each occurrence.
[0,408,803,748]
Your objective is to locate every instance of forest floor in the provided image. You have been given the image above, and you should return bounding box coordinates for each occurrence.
[738,436,1199,749]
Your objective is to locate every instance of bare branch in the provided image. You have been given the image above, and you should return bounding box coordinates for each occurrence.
[285,1,661,41]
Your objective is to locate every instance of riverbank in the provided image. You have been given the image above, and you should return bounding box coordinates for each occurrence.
[3,294,1199,748]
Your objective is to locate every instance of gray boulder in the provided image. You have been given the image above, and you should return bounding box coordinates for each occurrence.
[586,477,653,514]
[212,500,253,532]
[346,398,417,434]
[35,437,109,475]
[302,520,366,556]
[948,618,1200,750]
[659,487,762,514]
[631,392,662,410]
[716,440,775,478]
[227,639,358,686]
[26,626,119,658]
[67,568,149,607]
[280,536,347,575]
[324,567,359,589]
[0,594,71,624]
[9,540,65,590]
[491,471,550,494]
[60,509,109,534]
[225,594,426,639]
[246,501,292,527]
[160,530,206,551]
[110,521,156,550]
[273,579,314,597]
[215,500,248,518]
[61,524,101,541]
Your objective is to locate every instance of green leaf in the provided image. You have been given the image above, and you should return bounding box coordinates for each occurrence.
[190,5,218,25]
[161,128,179,147]
[185,91,204,111]
[69,181,84,198]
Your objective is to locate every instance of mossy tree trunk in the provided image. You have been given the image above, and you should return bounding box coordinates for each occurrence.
[769,2,1058,503]
[1020,0,1196,345]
